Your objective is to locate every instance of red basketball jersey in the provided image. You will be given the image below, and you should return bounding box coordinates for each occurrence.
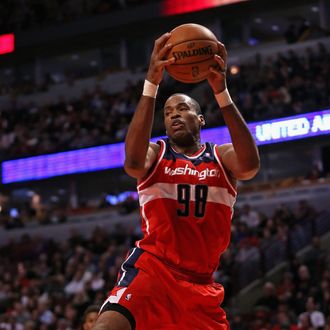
[136,139,236,277]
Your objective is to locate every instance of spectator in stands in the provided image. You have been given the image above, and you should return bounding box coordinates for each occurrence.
[292,264,314,315]
[81,305,99,330]
[276,272,296,303]
[255,282,279,312]
[38,301,55,327]
[297,312,313,330]
[65,268,89,296]
[231,220,249,245]
[284,24,298,44]
[303,237,327,282]
[235,237,261,288]
[230,313,247,330]
[252,306,272,330]
[272,310,298,330]
[298,296,326,329]
[319,279,330,321]
[295,200,317,223]
[239,204,261,230]
[305,162,325,181]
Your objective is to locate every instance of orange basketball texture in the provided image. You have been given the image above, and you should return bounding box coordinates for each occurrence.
[165,23,219,83]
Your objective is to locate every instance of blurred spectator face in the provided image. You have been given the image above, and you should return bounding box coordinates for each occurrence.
[306,297,316,312]
[298,265,310,281]
[57,318,70,330]
[64,304,77,322]
[298,313,311,329]
[321,280,329,291]
[0,193,9,209]
[276,311,291,327]
[83,311,98,330]
[263,282,276,296]
[24,320,36,330]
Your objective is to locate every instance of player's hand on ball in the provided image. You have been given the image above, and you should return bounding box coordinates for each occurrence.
[207,42,228,94]
[146,33,175,85]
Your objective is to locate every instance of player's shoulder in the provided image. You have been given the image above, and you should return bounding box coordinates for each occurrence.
[149,141,161,158]
[150,141,160,151]
[216,143,234,157]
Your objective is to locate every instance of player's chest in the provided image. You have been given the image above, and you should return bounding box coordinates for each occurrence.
[155,158,222,185]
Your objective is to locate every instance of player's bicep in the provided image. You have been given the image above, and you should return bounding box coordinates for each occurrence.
[218,144,258,180]
[124,142,159,179]
[217,144,238,180]
[144,142,160,173]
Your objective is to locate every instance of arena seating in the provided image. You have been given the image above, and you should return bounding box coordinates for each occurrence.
[0,178,330,329]
[0,198,329,328]
[0,42,329,160]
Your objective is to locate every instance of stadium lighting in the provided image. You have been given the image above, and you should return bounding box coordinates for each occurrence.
[162,0,249,16]
[0,33,15,55]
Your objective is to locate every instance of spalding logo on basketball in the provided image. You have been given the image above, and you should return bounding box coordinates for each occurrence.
[165,23,219,84]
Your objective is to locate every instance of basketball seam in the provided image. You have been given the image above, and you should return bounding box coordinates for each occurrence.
[169,39,218,47]
[168,57,216,66]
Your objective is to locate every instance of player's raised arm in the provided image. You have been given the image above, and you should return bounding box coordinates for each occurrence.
[124,33,175,179]
[207,42,260,181]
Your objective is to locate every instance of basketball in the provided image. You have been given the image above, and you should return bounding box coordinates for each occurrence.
[165,23,219,83]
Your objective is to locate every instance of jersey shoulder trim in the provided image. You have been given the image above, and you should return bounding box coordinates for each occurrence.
[213,144,237,196]
[137,140,166,190]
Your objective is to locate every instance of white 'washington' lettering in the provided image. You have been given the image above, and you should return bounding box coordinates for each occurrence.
[164,164,220,181]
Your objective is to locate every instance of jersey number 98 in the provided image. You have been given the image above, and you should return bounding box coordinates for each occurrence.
[177,184,208,218]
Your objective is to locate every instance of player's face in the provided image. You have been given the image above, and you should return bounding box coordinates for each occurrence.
[83,312,98,330]
[163,94,204,145]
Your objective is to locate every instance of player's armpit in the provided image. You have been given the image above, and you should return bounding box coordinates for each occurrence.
[124,142,160,179]
[218,144,259,181]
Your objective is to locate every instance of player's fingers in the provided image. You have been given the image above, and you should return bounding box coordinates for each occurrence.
[158,42,173,60]
[217,42,228,60]
[162,57,176,67]
[209,65,226,76]
[154,32,171,52]
[214,54,226,72]
[209,66,220,75]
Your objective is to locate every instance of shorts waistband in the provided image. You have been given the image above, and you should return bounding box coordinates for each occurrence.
[137,248,213,284]
[163,260,213,284]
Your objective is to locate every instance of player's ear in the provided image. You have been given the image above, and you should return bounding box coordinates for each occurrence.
[198,115,205,127]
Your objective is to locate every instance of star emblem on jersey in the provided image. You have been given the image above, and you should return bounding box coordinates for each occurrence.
[125,293,132,301]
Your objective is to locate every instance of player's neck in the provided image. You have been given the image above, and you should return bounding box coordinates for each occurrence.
[170,141,202,156]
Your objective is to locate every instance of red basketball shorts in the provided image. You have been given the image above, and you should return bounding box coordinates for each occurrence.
[99,247,229,330]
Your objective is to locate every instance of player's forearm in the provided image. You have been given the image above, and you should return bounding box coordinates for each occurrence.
[221,102,260,174]
[124,95,155,170]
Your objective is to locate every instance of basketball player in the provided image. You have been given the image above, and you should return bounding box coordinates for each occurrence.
[93,32,260,330]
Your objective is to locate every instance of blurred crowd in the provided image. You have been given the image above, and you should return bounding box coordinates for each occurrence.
[0,200,329,329]
[231,258,330,330]
[0,187,139,229]
[0,0,155,34]
[0,190,68,229]
[201,43,329,123]
[0,43,329,160]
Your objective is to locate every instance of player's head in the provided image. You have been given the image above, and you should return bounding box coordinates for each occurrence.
[82,305,99,330]
[163,93,205,147]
